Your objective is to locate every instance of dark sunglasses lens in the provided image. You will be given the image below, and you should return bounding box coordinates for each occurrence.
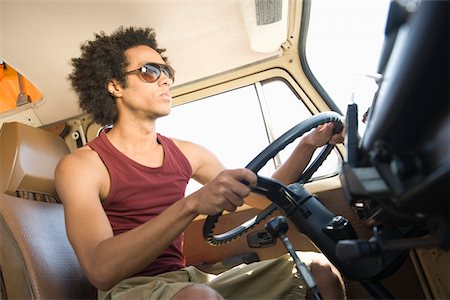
[161,66,174,81]
[141,64,160,82]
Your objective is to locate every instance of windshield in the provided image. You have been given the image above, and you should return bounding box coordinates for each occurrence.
[304,0,391,135]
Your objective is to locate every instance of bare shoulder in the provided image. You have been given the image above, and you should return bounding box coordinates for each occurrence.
[55,145,109,201]
[171,138,218,163]
[171,137,224,183]
[171,138,206,154]
[56,145,102,173]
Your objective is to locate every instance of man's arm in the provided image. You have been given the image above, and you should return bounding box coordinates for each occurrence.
[56,146,256,291]
[272,122,344,185]
[245,122,344,210]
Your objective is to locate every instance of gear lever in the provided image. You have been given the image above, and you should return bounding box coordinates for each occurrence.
[265,216,323,300]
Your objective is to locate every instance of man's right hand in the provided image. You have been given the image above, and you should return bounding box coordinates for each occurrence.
[189,168,257,215]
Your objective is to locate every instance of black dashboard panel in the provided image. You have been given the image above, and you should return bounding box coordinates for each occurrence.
[341,0,449,247]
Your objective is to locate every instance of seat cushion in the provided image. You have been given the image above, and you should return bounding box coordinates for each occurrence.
[0,194,95,299]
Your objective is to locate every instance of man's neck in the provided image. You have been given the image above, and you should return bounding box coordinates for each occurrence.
[106,119,160,153]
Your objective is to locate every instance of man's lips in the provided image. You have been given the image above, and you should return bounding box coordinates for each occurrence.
[160,93,172,101]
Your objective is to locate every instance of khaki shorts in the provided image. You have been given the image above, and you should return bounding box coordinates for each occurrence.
[98,252,317,300]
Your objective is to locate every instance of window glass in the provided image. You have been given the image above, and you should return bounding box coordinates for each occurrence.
[261,79,340,178]
[159,79,341,195]
[158,85,274,195]
[305,0,390,135]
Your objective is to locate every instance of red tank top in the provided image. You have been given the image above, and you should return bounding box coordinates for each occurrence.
[88,130,192,277]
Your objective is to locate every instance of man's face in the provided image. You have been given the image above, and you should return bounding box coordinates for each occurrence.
[116,45,173,121]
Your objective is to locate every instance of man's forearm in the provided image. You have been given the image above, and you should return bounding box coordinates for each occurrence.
[271,140,317,185]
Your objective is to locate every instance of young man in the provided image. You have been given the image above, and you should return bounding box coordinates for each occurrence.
[56,26,345,299]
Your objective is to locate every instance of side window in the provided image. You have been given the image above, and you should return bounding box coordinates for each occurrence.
[261,79,340,180]
[158,79,340,195]
[158,85,274,195]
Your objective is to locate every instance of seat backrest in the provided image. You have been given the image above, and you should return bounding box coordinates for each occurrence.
[0,122,94,299]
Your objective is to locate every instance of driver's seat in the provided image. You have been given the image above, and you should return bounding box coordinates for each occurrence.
[0,122,94,299]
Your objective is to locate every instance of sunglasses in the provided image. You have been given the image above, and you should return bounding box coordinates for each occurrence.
[124,62,175,83]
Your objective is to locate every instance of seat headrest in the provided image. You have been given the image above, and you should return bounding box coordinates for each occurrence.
[0,122,70,197]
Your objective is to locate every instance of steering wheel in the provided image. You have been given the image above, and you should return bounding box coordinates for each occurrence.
[203,111,343,246]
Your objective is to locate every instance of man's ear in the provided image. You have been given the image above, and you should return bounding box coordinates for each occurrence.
[108,80,122,97]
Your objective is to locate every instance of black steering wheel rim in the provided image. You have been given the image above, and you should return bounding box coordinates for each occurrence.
[203,112,343,246]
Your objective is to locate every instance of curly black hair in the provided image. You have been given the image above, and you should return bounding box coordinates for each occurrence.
[68,26,168,125]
